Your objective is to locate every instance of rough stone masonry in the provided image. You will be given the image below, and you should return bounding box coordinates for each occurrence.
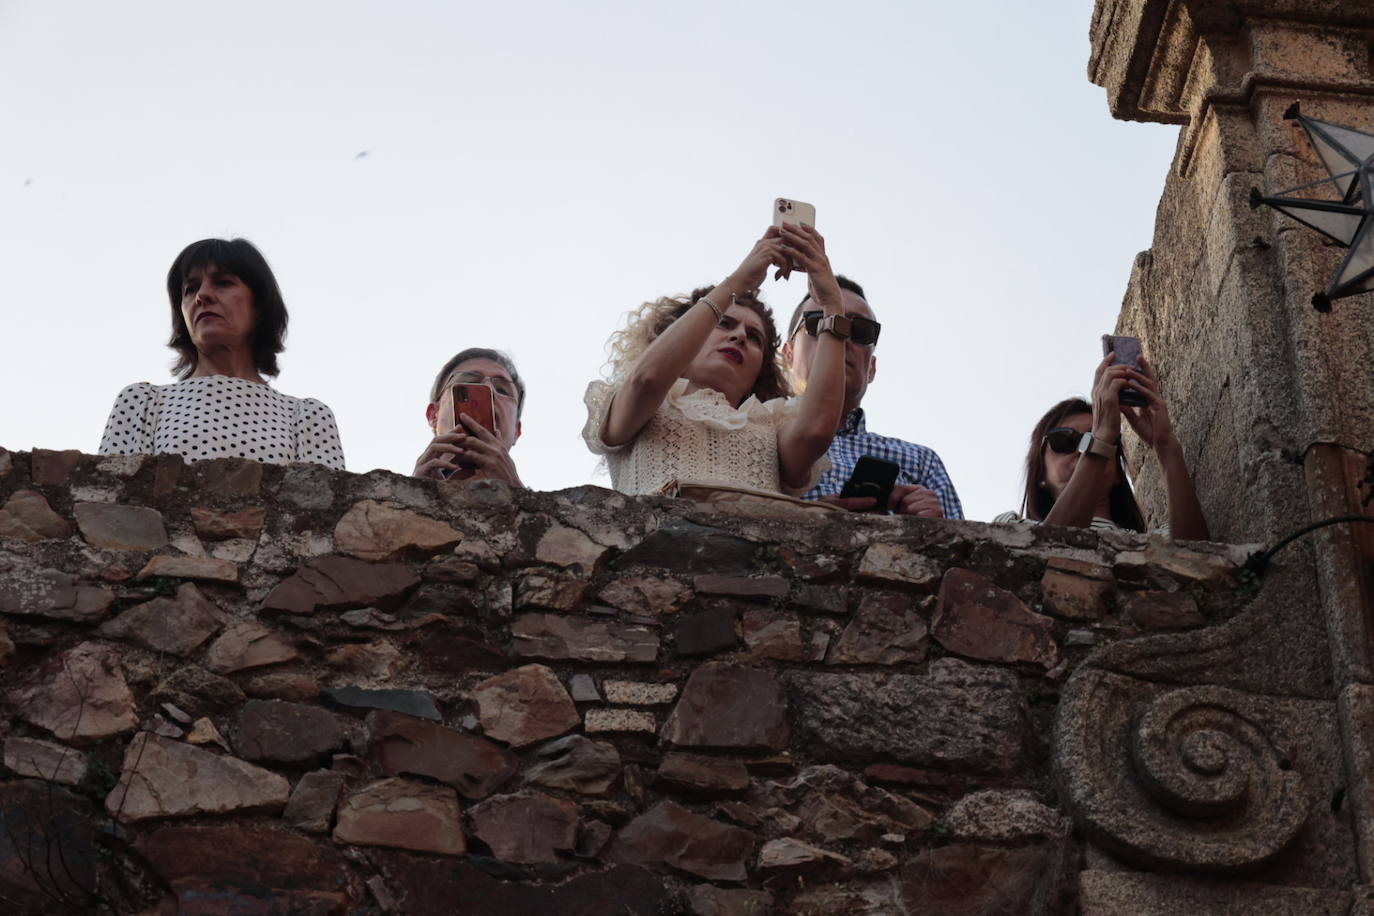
[0,446,1354,914]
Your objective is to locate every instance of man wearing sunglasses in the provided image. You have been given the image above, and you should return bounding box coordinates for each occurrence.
[413,348,525,485]
[782,277,962,518]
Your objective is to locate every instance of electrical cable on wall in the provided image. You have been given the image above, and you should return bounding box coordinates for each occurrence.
[1244,516,1374,574]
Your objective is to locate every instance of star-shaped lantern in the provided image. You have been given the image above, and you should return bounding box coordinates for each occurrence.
[1251,102,1374,311]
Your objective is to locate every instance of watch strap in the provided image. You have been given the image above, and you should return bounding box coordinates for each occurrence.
[1077,432,1116,460]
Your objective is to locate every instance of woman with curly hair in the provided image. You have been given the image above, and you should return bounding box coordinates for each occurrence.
[583,224,847,496]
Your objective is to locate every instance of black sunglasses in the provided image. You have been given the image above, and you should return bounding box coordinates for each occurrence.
[795,310,881,346]
[1043,427,1095,455]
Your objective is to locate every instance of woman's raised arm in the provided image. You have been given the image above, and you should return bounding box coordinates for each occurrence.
[600,229,790,447]
[775,224,847,491]
[1043,355,1130,528]
[1122,356,1210,540]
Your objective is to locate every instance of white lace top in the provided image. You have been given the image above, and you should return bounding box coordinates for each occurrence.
[98,376,345,469]
[582,377,826,496]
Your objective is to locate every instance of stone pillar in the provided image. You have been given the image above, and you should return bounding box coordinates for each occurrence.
[1090,0,1374,885]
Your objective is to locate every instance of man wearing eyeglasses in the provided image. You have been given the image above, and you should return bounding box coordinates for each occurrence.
[413,348,525,485]
[782,276,962,518]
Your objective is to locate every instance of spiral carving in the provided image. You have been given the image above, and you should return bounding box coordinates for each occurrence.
[1056,671,1311,871]
[1131,690,1295,821]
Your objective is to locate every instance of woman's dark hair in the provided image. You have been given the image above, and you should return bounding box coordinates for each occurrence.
[167,238,288,379]
[1022,397,1146,532]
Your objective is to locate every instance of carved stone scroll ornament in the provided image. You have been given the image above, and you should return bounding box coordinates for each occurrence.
[1056,670,1309,871]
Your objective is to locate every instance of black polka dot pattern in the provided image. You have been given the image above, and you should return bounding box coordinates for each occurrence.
[98,377,346,469]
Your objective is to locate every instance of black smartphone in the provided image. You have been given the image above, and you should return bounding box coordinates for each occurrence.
[1102,335,1147,407]
[839,456,901,512]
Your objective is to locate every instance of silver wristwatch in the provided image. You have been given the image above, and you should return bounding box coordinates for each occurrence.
[817,314,853,340]
[1077,432,1116,460]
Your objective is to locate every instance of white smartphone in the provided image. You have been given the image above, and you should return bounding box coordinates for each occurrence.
[773,198,816,271]
[773,198,816,229]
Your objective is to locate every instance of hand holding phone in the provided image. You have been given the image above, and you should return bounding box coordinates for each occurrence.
[839,456,901,513]
[773,198,816,272]
[1101,335,1147,407]
[436,382,499,465]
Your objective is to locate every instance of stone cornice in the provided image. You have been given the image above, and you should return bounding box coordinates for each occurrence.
[1092,0,1374,176]
[1092,0,1374,122]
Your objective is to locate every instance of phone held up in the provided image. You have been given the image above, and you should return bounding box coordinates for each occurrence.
[773,198,816,272]
[839,456,901,513]
[437,383,499,440]
[1101,335,1147,407]
[435,383,498,475]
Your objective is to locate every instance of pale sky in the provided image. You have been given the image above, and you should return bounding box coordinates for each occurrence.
[0,1,1178,522]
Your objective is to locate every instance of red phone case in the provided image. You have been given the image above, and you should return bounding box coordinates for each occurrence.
[437,383,498,437]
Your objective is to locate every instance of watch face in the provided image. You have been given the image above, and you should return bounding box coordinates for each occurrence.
[821,315,853,339]
[1077,432,1113,459]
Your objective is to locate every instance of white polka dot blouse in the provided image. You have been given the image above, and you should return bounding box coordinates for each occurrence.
[98,376,346,469]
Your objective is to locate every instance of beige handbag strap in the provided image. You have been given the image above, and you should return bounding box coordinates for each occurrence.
[658,478,842,516]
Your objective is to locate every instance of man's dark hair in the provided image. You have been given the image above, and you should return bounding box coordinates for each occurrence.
[787,274,867,340]
[167,238,288,379]
[429,348,526,419]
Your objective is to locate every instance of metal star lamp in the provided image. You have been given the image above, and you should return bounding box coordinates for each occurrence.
[1250,102,1374,312]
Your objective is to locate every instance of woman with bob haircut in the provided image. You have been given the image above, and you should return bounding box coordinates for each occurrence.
[98,238,345,469]
[996,352,1207,538]
[582,223,847,496]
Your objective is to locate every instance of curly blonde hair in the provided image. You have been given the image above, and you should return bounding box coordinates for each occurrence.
[601,287,792,403]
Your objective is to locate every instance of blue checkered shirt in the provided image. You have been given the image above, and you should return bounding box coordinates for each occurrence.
[804,408,964,519]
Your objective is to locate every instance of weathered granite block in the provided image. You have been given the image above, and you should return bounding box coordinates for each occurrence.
[786,666,1030,774]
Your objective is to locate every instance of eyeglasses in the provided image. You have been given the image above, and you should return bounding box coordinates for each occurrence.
[448,370,518,400]
[795,310,881,346]
[1043,427,1087,455]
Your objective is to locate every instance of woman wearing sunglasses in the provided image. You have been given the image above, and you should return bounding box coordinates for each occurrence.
[583,223,847,497]
[996,352,1208,538]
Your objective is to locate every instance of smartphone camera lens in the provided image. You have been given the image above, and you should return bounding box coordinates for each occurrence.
[778,200,789,213]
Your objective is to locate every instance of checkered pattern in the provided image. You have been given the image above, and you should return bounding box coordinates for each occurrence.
[804,408,964,519]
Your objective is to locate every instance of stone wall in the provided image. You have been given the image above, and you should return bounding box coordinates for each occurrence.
[1090,2,1374,903]
[0,447,1356,914]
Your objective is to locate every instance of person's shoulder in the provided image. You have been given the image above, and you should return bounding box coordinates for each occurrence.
[221,381,335,423]
[584,377,618,399]
[111,381,159,401]
[301,399,340,428]
[284,393,339,418]
[747,391,800,418]
[857,426,945,460]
